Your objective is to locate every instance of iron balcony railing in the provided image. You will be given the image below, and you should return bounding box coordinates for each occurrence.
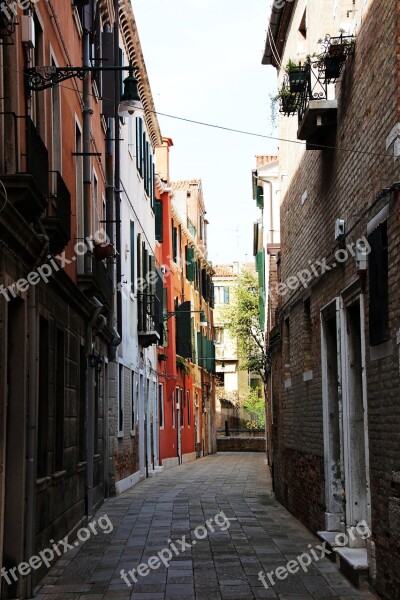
[26,116,49,196]
[297,63,329,123]
[138,293,161,334]
[49,171,71,241]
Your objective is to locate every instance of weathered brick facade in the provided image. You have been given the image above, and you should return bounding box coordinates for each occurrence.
[264,0,400,596]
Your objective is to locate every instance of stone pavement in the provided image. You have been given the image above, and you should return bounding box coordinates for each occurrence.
[35,453,379,600]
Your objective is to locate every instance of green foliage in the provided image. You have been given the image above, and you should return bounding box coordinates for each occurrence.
[223,268,266,381]
[243,387,265,428]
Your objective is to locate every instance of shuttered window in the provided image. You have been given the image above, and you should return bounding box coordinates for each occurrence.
[155,200,163,242]
[130,221,135,292]
[186,246,195,281]
[176,301,192,360]
[368,221,389,346]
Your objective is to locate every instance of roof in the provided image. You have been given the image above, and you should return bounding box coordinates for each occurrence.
[213,262,256,278]
[119,0,163,149]
[171,180,202,191]
[262,0,296,67]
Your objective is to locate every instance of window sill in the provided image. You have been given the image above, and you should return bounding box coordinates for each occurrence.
[117,432,124,439]
[36,476,52,491]
[370,340,393,362]
[130,430,136,437]
[77,462,87,473]
[52,470,67,483]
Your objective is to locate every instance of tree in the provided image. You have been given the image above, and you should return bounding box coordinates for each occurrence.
[224,268,267,383]
[243,387,265,428]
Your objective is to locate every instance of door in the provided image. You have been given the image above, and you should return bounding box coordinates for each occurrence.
[340,295,371,538]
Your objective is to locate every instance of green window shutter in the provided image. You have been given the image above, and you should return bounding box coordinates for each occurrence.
[197,332,202,366]
[186,246,195,281]
[155,268,164,344]
[130,221,135,292]
[149,255,156,295]
[256,185,264,209]
[155,200,163,242]
[175,301,192,360]
[223,286,230,304]
[137,232,142,280]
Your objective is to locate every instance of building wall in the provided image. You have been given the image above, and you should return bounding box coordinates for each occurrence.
[266,0,400,595]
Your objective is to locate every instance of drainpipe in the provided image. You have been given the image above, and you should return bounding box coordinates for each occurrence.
[114,0,122,338]
[83,17,92,274]
[86,297,103,518]
[25,285,38,599]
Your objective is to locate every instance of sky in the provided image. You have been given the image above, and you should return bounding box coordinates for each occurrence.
[133,0,277,264]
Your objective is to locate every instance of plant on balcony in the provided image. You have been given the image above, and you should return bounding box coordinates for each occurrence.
[176,356,190,375]
[93,240,116,260]
[318,33,355,81]
[286,59,308,93]
[272,86,301,117]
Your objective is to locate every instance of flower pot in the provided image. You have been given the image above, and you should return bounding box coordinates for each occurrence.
[324,55,345,80]
[328,43,346,57]
[93,242,115,259]
[288,68,307,93]
[280,93,300,115]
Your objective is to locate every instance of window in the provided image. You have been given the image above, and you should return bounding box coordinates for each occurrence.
[128,117,135,158]
[172,221,178,263]
[54,328,65,472]
[118,364,123,434]
[131,372,135,432]
[214,286,230,304]
[155,200,163,242]
[79,345,86,463]
[94,369,99,455]
[130,221,135,291]
[92,171,99,233]
[368,221,390,346]
[303,298,312,372]
[37,317,49,477]
[136,117,143,175]
[215,327,224,345]
[172,390,175,428]
[187,390,191,426]
[159,384,164,428]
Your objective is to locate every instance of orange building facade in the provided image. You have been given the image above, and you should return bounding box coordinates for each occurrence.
[155,140,216,469]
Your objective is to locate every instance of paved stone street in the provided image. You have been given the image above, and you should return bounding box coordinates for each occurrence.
[35,453,378,600]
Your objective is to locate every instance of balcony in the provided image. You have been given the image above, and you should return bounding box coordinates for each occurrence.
[78,258,114,308]
[297,63,337,149]
[0,116,49,221]
[138,293,161,347]
[43,171,71,252]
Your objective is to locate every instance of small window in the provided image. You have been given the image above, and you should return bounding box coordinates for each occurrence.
[159,384,164,428]
[215,327,224,345]
[118,364,123,434]
[368,221,390,346]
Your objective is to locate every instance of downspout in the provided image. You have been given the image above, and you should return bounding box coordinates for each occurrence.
[86,297,103,518]
[114,0,122,338]
[25,285,38,599]
[82,3,95,518]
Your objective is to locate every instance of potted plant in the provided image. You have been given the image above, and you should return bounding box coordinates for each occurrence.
[272,87,301,116]
[319,33,355,81]
[286,59,308,93]
[93,240,116,259]
[176,356,190,375]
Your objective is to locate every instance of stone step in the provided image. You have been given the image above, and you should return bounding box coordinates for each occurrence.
[335,547,369,590]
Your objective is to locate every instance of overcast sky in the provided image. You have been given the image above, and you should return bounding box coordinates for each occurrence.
[133,0,277,264]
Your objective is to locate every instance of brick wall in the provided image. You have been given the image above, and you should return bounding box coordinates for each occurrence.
[217,437,266,452]
[269,0,400,595]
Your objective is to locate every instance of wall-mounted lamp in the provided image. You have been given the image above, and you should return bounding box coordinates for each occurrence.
[118,66,143,116]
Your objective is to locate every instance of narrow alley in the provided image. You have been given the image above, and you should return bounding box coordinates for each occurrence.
[34,454,378,600]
